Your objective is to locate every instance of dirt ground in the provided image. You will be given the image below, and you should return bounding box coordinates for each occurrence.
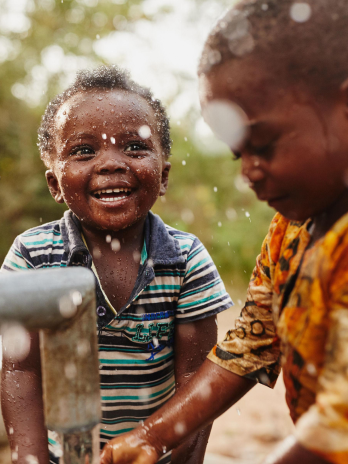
[206,304,294,463]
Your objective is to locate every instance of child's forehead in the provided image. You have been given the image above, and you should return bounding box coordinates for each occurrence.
[64,88,150,111]
[200,57,302,119]
[55,89,155,130]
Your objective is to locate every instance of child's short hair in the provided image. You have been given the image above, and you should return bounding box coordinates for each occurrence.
[38,65,171,166]
[199,0,348,98]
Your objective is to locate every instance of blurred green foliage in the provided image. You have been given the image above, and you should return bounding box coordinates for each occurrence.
[0,0,274,288]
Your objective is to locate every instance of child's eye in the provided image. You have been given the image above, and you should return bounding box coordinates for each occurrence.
[232,151,241,161]
[124,142,149,156]
[251,144,274,156]
[70,146,95,157]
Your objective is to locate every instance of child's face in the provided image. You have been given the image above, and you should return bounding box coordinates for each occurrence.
[200,58,348,221]
[46,89,170,233]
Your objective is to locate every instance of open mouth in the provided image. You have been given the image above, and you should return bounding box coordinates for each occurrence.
[93,188,132,202]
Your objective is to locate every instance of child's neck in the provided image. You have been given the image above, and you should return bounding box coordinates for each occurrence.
[81,218,146,312]
[312,189,348,242]
[81,218,146,256]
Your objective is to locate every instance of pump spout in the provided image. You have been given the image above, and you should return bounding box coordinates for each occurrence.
[0,268,101,464]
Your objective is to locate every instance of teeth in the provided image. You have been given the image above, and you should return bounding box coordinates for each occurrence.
[94,188,131,195]
[100,196,128,202]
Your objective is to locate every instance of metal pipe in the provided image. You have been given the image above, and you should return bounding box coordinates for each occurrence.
[0,268,101,464]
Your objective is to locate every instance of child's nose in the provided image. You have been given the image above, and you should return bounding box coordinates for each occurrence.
[96,150,127,174]
[241,154,266,184]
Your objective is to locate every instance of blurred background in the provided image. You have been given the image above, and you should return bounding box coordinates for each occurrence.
[0,0,293,462]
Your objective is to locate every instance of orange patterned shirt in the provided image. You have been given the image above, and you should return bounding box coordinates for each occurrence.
[208,212,348,464]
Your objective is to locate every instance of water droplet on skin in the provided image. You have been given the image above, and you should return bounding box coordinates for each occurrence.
[162,446,167,454]
[12,452,18,461]
[237,408,241,416]
[9,427,14,435]
[290,2,312,23]
[110,137,116,144]
[102,133,107,140]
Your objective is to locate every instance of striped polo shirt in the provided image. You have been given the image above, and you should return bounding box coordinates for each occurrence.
[2,210,233,462]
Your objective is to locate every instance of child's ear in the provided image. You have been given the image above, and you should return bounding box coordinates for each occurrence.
[160,161,171,196]
[45,170,65,204]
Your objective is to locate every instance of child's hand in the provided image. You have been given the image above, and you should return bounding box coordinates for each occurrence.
[100,430,160,464]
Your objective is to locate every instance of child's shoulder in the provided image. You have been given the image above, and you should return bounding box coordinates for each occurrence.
[4,219,65,271]
[18,219,62,244]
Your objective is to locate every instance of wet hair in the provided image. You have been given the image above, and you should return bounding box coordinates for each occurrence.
[38,65,171,165]
[199,0,348,99]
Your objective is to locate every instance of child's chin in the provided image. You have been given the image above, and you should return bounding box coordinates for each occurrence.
[274,207,310,223]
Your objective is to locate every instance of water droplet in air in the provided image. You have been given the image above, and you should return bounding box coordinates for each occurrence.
[110,137,116,144]
[213,187,218,192]
[138,125,151,139]
[306,363,317,376]
[106,235,112,243]
[111,238,121,252]
[64,362,77,380]
[290,3,311,23]
[174,422,186,436]
[218,222,222,227]
[71,290,82,306]
[182,160,186,166]
[25,455,39,464]
[226,208,237,220]
[181,209,194,224]
[58,294,77,318]
[202,100,247,150]
[2,324,31,362]
[102,133,107,140]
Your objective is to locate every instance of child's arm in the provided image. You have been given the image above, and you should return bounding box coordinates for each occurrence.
[100,359,255,464]
[170,316,217,464]
[1,332,49,464]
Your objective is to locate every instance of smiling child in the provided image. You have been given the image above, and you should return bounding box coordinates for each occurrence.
[100,1,348,464]
[0,66,233,464]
